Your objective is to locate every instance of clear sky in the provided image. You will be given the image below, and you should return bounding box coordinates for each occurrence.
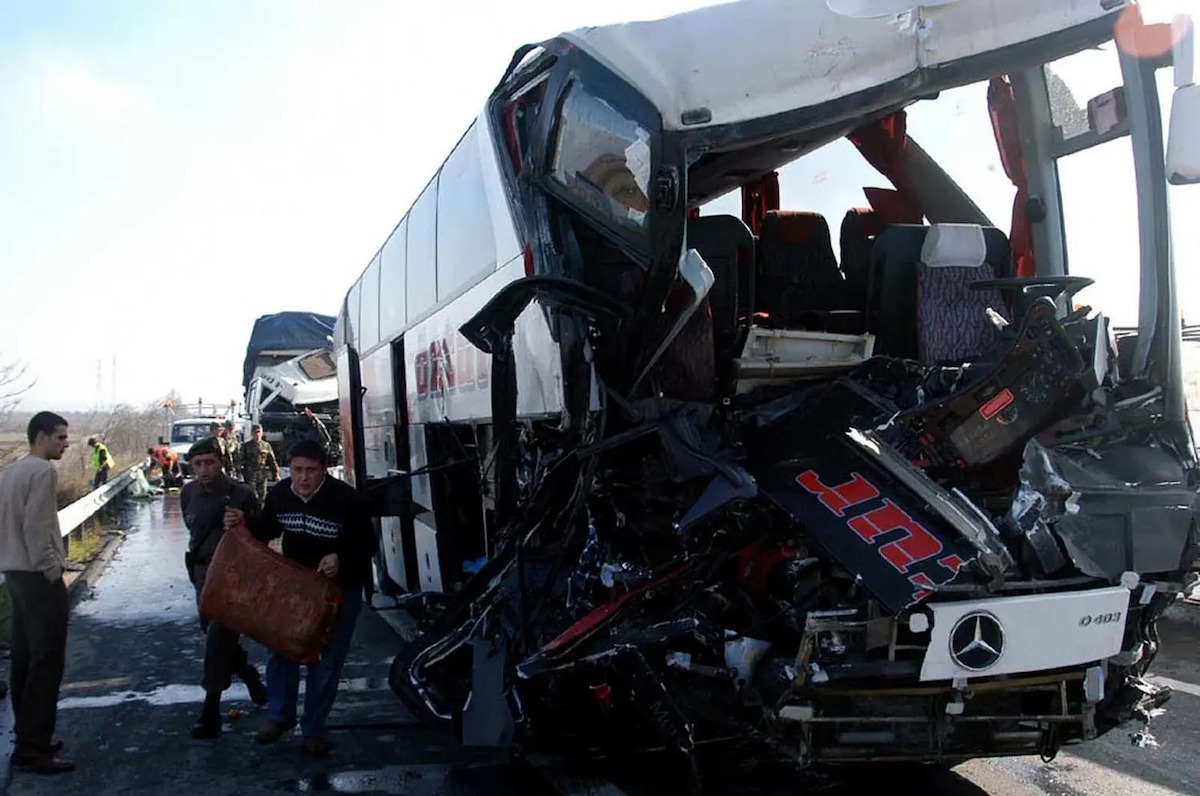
[2,0,1197,412]
[0,0,727,411]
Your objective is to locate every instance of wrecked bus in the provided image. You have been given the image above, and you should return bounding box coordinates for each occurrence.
[333,0,1200,781]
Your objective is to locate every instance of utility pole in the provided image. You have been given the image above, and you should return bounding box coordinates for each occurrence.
[93,359,103,413]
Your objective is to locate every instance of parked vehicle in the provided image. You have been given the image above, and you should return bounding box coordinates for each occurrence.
[242,311,341,466]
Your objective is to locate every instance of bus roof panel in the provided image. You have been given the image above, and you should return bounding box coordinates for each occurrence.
[563,0,1120,132]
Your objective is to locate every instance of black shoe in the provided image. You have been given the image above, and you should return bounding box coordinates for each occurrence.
[191,716,220,740]
[191,691,222,740]
[10,751,75,775]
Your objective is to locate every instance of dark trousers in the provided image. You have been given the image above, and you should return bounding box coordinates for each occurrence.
[93,465,110,490]
[192,564,253,692]
[6,571,69,754]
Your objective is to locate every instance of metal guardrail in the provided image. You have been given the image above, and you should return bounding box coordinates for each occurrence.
[56,466,139,538]
[0,466,138,587]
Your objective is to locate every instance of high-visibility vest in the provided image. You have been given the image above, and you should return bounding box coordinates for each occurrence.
[93,443,115,471]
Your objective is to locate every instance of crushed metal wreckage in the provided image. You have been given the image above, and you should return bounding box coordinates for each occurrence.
[388,282,1198,787]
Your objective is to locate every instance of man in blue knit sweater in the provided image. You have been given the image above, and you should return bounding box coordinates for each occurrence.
[223,439,377,758]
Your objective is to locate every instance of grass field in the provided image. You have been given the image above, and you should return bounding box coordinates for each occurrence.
[66,524,106,564]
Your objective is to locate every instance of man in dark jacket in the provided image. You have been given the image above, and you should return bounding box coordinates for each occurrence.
[223,439,377,758]
[180,436,269,739]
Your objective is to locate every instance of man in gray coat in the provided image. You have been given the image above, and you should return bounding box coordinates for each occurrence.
[180,436,268,738]
[0,411,75,774]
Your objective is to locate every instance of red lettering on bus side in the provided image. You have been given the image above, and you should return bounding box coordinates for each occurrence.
[457,333,476,386]
[795,471,880,517]
[415,351,429,397]
[936,554,965,575]
[429,342,444,393]
[441,339,456,390]
[846,499,944,573]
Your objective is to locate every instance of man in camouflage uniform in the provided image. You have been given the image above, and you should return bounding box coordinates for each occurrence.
[207,422,227,469]
[222,420,241,481]
[240,424,279,502]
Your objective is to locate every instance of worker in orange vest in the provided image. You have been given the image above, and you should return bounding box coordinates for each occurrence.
[151,438,181,488]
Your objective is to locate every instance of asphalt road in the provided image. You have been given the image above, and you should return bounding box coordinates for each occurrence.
[3,493,1199,795]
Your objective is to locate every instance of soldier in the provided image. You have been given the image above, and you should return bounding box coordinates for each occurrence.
[240,424,279,502]
[208,422,228,471]
[180,436,269,738]
[222,420,241,481]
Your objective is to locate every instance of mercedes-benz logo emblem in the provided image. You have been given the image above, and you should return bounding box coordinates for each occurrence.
[949,611,1005,671]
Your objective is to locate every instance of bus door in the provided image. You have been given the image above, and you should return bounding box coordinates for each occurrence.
[380,336,418,593]
[359,338,421,595]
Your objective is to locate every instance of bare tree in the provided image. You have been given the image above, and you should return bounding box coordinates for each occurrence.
[0,356,32,428]
[0,356,33,467]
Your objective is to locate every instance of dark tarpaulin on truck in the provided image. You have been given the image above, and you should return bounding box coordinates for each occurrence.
[241,311,336,389]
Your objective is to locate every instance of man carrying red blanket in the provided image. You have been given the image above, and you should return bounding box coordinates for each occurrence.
[224,439,377,758]
[181,436,269,738]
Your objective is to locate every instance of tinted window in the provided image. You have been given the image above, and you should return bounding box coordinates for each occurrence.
[360,346,396,429]
[380,219,407,338]
[437,124,497,301]
[171,424,210,443]
[346,281,362,349]
[550,82,653,236]
[359,253,382,350]
[407,176,439,320]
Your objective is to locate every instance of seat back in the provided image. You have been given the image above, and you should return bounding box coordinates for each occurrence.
[757,210,845,326]
[865,224,928,358]
[866,223,1014,362]
[916,224,1008,365]
[688,214,755,361]
[839,208,885,309]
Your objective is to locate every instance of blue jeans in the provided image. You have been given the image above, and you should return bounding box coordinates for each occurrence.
[265,584,364,738]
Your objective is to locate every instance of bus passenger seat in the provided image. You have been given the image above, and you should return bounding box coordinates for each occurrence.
[917,223,1008,366]
[655,283,716,402]
[839,208,885,309]
[758,210,846,327]
[688,214,755,364]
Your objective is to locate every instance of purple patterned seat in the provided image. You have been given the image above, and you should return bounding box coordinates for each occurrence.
[916,224,1008,366]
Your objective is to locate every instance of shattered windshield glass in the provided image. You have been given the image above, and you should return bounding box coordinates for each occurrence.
[550,82,652,236]
[298,351,336,380]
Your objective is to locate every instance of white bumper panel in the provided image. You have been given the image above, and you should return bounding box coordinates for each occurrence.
[919,585,1130,682]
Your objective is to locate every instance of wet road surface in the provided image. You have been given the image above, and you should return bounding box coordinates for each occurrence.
[5,493,1200,794]
[1,496,551,796]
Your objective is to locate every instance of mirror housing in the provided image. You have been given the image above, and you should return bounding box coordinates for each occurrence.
[1166,14,1200,185]
[1166,85,1200,185]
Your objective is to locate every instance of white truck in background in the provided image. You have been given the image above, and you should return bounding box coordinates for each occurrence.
[240,311,341,467]
[167,405,249,477]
